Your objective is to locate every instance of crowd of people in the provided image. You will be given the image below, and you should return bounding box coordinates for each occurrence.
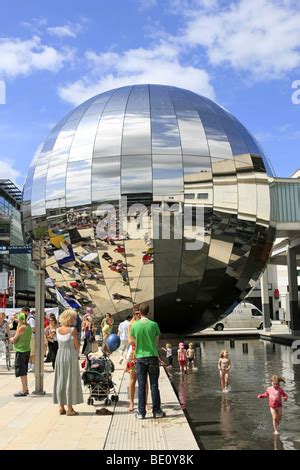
[0,304,289,433]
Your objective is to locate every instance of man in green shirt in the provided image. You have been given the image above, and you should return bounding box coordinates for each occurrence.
[130,304,165,419]
[10,313,32,397]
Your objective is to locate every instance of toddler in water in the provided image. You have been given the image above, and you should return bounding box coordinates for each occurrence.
[257,375,288,435]
[218,350,231,392]
[178,342,187,374]
[186,342,196,369]
[162,343,173,376]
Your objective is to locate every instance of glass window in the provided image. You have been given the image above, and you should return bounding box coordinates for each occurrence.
[185,193,195,199]
[68,114,100,162]
[197,193,208,199]
[200,113,233,159]
[177,110,210,156]
[151,109,181,155]
[93,111,124,157]
[92,156,120,202]
[122,113,151,155]
[121,154,152,194]
[66,160,92,207]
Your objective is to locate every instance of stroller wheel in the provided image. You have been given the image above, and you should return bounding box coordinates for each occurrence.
[104,398,111,406]
[111,395,119,403]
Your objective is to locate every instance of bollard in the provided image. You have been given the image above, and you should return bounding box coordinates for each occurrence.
[242,343,248,354]
[230,339,235,349]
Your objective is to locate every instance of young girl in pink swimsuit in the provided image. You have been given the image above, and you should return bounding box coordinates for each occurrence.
[177,342,187,374]
[257,375,288,435]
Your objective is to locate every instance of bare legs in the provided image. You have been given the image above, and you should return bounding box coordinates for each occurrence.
[128,371,149,411]
[220,371,229,392]
[270,407,282,434]
[20,375,28,394]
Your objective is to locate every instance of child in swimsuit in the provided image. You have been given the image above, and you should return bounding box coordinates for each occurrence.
[186,342,196,369]
[257,375,288,435]
[218,350,231,392]
[178,342,187,374]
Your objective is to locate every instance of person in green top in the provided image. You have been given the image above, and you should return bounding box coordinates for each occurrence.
[10,313,32,397]
[129,304,165,420]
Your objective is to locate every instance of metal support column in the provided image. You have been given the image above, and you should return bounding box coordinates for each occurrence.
[260,268,271,332]
[32,269,46,395]
[287,243,300,336]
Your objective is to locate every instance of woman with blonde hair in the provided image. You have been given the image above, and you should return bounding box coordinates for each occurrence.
[53,309,83,416]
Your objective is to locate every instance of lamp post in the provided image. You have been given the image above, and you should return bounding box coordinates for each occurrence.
[32,240,46,395]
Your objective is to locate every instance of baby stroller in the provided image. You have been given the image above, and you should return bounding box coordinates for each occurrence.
[82,354,119,406]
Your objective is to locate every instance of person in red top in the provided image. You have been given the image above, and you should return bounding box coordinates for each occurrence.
[257,375,288,435]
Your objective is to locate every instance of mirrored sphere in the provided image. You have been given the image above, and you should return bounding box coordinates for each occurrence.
[22,84,275,333]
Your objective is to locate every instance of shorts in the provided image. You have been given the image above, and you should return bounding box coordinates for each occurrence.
[179,360,187,367]
[188,357,194,363]
[30,336,35,356]
[167,356,173,366]
[15,351,30,377]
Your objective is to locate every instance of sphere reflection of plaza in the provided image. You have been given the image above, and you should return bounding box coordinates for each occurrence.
[22,84,275,333]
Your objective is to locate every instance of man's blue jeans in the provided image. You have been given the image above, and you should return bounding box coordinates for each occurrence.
[136,356,161,416]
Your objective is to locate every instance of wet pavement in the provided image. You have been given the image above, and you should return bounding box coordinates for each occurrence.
[164,339,300,450]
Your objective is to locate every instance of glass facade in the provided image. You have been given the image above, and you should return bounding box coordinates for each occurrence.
[22,85,275,333]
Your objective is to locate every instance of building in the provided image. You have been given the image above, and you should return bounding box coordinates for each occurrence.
[22,84,275,333]
[0,179,35,306]
[247,169,300,331]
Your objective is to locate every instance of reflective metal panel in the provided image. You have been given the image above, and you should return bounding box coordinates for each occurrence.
[45,164,67,208]
[122,113,151,155]
[200,114,233,159]
[152,154,183,197]
[177,110,210,156]
[48,119,81,167]
[93,111,124,157]
[69,114,100,162]
[121,154,152,194]
[66,160,92,207]
[151,109,181,155]
[92,156,120,202]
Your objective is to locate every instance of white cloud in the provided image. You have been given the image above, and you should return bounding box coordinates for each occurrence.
[47,22,84,38]
[137,0,157,10]
[58,43,214,105]
[0,159,21,184]
[181,0,300,79]
[0,36,74,77]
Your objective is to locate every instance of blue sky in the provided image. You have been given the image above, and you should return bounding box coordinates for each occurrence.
[0,0,300,186]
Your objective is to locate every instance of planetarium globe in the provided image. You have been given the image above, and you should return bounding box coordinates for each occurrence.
[22,84,275,333]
